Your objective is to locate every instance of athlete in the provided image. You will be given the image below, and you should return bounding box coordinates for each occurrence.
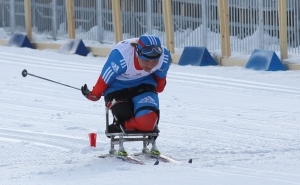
[81,35,172,133]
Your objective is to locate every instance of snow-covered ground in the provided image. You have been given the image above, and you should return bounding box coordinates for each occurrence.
[1,45,300,185]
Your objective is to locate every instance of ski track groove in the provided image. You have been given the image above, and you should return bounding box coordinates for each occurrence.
[0,53,101,71]
[168,77,300,96]
[0,128,108,151]
[162,107,300,131]
[0,99,102,117]
[161,120,298,147]
[0,51,100,67]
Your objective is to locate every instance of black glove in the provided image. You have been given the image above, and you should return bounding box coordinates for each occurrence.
[81,84,100,101]
[81,84,91,98]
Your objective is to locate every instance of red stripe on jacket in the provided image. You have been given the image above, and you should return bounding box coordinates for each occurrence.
[91,76,108,98]
[154,75,166,93]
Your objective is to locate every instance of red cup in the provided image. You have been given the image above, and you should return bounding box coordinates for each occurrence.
[88,133,97,147]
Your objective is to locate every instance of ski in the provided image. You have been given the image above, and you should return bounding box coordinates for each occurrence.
[115,154,145,165]
[98,153,111,158]
[98,152,180,165]
[151,153,181,164]
[98,153,145,165]
[133,152,181,164]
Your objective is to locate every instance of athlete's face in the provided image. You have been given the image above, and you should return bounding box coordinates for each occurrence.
[138,58,159,72]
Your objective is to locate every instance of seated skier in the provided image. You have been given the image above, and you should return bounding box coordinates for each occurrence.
[81,35,171,134]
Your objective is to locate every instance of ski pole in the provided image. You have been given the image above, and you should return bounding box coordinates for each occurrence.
[21,69,81,90]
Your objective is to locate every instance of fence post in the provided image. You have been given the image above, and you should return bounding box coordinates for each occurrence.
[1,0,3,27]
[201,0,207,46]
[112,0,122,43]
[96,0,103,43]
[146,0,153,35]
[10,0,15,33]
[66,0,75,39]
[258,0,264,49]
[162,0,174,53]
[24,0,32,41]
[52,0,57,40]
[278,0,288,60]
[218,0,231,57]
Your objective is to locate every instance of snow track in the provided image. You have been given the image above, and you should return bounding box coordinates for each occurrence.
[1,47,300,185]
[0,128,87,151]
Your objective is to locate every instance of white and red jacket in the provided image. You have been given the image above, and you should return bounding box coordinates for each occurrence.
[90,38,171,99]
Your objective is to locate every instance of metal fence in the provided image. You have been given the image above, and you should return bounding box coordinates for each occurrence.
[172,0,221,51]
[31,0,66,40]
[1,0,26,34]
[228,0,300,54]
[0,0,300,55]
[120,0,164,38]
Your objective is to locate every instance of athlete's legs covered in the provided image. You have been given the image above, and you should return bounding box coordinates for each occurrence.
[109,101,134,125]
[125,92,159,132]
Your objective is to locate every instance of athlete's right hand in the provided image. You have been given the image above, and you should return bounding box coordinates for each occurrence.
[81,84,100,101]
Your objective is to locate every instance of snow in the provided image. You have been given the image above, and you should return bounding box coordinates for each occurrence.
[1,44,300,185]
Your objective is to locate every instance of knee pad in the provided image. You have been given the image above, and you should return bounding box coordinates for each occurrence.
[135,106,160,122]
[125,111,158,131]
[111,101,134,123]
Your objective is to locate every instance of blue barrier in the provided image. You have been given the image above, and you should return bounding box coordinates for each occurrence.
[59,39,89,56]
[178,47,218,66]
[245,49,286,71]
[7,33,33,49]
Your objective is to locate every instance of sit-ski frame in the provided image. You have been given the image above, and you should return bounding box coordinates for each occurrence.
[104,106,159,154]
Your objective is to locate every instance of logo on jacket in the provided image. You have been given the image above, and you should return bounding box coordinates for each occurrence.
[138,96,157,106]
[111,62,119,73]
[121,73,129,78]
